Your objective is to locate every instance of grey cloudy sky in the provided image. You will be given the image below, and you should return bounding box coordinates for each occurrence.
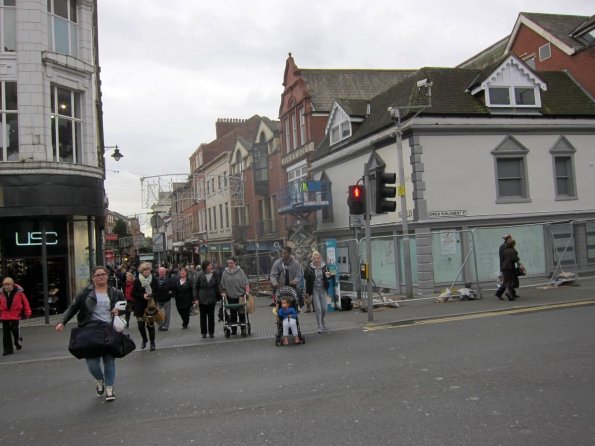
[98,0,593,226]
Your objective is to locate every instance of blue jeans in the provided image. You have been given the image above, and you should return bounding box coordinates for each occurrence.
[85,355,116,386]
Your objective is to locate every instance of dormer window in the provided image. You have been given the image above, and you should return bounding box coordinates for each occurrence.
[488,86,536,106]
[471,55,546,110]
[327,106,351,145]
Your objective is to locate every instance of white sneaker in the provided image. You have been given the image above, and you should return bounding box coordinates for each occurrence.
[322,325,329,331]
[317,327,323,333]
[105,386,116,402]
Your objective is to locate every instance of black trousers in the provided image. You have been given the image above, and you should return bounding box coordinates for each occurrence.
[199,303,216,335]
[176,306,191,328]
[2,320,20,354]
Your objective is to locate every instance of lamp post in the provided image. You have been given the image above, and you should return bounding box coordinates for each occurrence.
[105,144,123,161]
[388,79,432,300]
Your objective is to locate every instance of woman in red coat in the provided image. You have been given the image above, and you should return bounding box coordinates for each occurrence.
[0,277,32,356]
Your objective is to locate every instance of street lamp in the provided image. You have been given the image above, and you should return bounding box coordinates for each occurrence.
[105,145,123,161]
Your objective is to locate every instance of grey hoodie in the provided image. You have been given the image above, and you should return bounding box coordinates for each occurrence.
[221,266,249,297]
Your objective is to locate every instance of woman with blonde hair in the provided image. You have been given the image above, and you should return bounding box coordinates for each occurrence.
[304,250,333,333]
[131,262,159,350]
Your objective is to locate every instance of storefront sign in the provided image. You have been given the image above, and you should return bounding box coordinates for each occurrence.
[15,231,58,246]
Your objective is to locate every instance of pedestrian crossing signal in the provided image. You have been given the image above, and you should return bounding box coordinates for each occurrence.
[347,185,365,215]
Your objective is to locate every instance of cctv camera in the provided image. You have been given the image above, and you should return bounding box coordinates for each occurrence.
[387,106,394,113]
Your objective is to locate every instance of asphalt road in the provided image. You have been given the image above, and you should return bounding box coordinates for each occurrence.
[1,303,594,446]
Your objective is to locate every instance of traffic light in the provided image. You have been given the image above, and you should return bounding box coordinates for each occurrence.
[375,168,397,214]
[347,184,365,215]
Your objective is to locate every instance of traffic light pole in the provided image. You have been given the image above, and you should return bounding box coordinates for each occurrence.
[395,115,414,299]
[363,163,374,321]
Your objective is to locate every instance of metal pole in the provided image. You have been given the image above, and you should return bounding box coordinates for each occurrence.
[41,222,49,324]
[364,163,373,321]
[395,115,414,299]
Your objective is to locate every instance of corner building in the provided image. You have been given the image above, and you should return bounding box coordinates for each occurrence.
[0,0,105,315]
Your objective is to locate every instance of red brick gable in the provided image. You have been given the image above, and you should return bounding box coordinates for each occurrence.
[510,24,595,97]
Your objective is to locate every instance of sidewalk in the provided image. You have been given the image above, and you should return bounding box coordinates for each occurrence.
[7,277,595,363]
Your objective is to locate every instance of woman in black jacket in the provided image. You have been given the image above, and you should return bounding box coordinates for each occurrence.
[501,239,520,301]
[131,262,159,351]
[193,260,221,338]
[55,265,124,402]
[172,266,194,329]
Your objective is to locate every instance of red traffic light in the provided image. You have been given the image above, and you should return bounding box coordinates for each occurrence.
[347,185,365,215]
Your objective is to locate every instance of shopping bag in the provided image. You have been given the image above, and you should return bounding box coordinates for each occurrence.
[112,315,126,333]
[246,294,256,314]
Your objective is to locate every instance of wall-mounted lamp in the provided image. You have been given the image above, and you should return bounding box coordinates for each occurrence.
[105,145,123,162]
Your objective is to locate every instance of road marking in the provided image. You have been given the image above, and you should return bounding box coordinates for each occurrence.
[363,300,595,332]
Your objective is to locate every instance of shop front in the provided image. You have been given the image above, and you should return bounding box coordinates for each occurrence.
[0,172,106,320]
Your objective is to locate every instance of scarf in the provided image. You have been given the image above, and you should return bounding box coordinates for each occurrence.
[139,274,153,295]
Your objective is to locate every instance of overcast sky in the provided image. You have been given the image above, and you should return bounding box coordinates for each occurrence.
[98,0,593,228]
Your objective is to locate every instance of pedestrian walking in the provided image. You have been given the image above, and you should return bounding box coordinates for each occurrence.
[304,250,333,333]
[172,266,194,329]
[0,277,31,356]
[131,262,158,351]
[193,260,222,338]
[270,246,302,306]
[154,267,174,331]
[496,234,519,300]
[501,238,520,301]
[55,266,124,402]
[121,272,135,327]
[221,257,250,336]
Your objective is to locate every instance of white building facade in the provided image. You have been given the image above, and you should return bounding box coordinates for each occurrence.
[0,0,105,314]
[312,56,595,296]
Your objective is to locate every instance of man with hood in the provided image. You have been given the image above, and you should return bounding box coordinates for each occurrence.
[221,257,250,336]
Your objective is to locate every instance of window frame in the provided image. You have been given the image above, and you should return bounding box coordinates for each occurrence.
[47,0,78,58]
[486,86,539,107]
[0,1,17,53]
[538,43,551,62]
[550,137,577,200]
[492,136,531,203]
[0,80,19,161]
[50,84,82,164]
[299,107,306,145]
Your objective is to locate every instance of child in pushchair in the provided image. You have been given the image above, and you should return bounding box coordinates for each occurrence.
[274,286,304,346]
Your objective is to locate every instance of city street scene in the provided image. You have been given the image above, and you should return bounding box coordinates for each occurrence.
[1,1,594,445]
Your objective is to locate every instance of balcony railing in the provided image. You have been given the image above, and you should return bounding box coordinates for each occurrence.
[277,180,330,214]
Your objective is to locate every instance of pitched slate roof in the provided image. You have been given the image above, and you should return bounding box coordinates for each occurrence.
[520,12,592,52]
[334,98,369,117]
[457,36,509,69]
[313,65,595,161]
[299,69,415,112]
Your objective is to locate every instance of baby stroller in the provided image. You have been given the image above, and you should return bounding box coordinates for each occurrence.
[221,293,252,338]
[274,286,305,346]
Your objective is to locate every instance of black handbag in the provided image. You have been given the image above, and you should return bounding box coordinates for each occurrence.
[68,321,136,359]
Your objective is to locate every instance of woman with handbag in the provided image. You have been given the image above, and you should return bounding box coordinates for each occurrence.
[55,266,125,402]
[131,262,159,351]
